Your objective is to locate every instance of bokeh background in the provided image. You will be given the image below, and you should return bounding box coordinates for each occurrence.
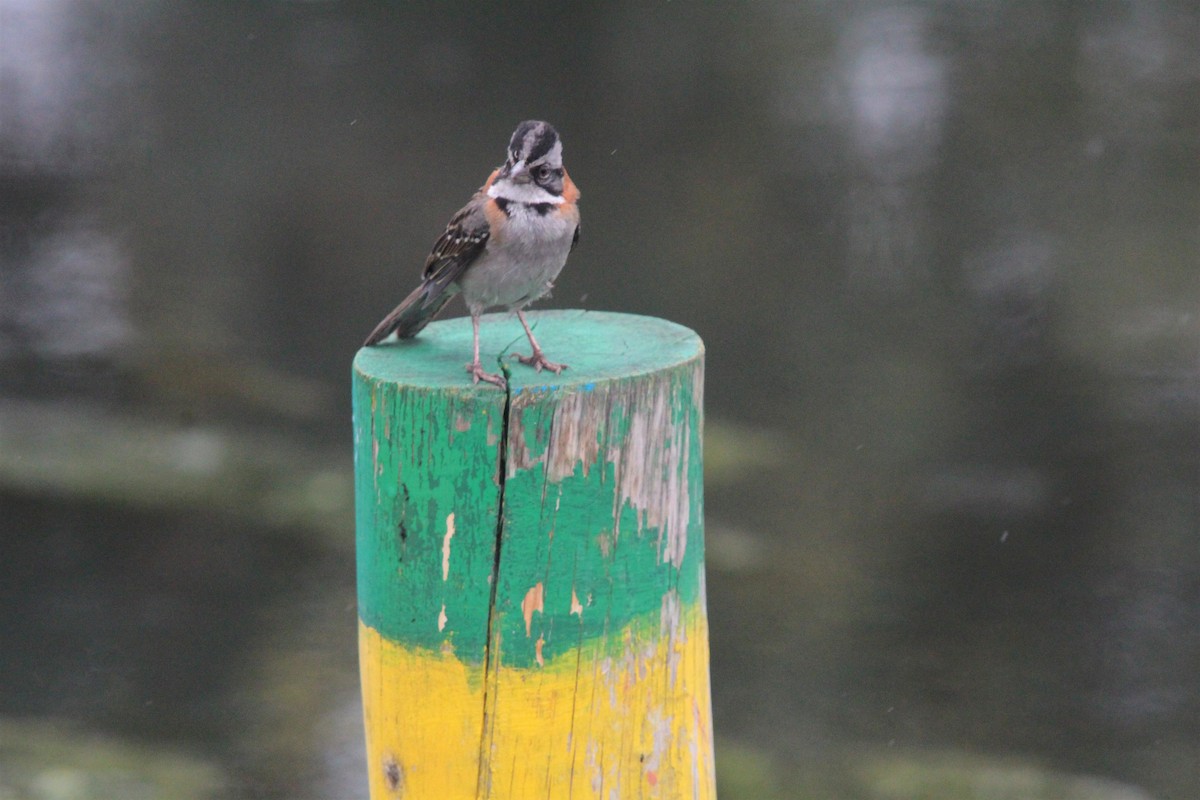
[2,2,1197,798]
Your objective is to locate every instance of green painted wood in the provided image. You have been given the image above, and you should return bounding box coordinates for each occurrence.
[353,350,505,665]
[353,310,705,667]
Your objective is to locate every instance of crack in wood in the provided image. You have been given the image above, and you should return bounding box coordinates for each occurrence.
[476,370,513,799]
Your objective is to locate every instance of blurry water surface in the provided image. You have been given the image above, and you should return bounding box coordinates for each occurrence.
[1,2,1197,797]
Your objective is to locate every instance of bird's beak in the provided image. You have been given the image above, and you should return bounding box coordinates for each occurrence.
[507,160,530,183]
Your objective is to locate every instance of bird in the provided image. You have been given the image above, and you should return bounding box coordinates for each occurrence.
[363,120,581,389]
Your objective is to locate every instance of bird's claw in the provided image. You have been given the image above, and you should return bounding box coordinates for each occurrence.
[466,362,506,389]
[513,350,567,374]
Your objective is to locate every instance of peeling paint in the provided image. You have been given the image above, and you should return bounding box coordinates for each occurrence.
[521,581,544,637]
[602,381,693,568]
[570,588,584,617]
[587,740,602,794]
[661,589,685,689]
[442,512,455,581]
[505,388,604,481]
[645,708,674,780]
[487,411,499,449]
[545,391,604,481]
[438,604,447,632]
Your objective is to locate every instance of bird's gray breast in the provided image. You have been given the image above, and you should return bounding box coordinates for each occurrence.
[459,203,576,311]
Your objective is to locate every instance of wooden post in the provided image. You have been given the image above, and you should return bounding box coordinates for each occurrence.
[353,310,715,800]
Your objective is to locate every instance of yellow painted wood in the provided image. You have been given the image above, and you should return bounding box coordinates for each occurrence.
[359,624,484,798]
[360,608,715,800]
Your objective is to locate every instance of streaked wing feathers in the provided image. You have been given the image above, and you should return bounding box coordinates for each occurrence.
[361,195,490,346]
[421,198,490,300]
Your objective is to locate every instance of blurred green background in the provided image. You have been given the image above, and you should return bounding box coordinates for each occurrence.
[1,2,1196,798]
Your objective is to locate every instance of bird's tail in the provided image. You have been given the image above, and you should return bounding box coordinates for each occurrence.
[363,280,457,346]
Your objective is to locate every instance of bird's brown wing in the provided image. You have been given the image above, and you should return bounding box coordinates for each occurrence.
[420,197,491,300]
[362,195,491,345]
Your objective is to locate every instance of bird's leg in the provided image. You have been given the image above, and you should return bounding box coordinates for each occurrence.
[465,311,506,388]
[513,310,567,374]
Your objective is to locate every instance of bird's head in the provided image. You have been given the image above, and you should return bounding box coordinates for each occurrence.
[490,120,566,203]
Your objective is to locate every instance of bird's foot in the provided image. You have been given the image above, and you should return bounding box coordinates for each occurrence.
[513,349,567,374]
[466,361,506,389]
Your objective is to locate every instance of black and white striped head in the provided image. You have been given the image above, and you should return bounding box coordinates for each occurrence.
[508,120,562,170]
[489,120,566,204]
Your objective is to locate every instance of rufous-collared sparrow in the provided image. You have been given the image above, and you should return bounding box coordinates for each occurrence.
[363,120,580,389]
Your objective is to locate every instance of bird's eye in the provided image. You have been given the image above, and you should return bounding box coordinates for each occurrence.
[531,165,549,181]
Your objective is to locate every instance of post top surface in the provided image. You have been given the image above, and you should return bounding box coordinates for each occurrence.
[353,310,703,391]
